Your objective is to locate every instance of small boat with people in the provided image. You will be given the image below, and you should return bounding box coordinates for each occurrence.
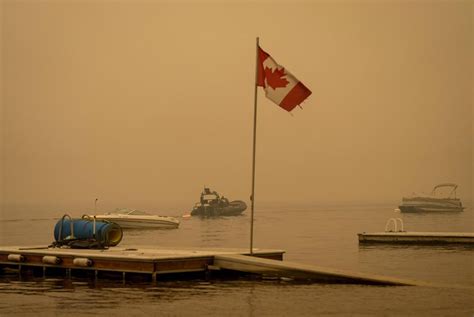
[398,183,464,212]
[190,187,247,217]
[89,208,180,229]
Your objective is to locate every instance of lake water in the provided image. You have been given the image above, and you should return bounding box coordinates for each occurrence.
[1,202,473,316]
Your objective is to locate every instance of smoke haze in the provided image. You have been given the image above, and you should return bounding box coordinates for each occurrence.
[0,1,472,215]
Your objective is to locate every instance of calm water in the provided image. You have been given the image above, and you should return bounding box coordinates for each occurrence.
[1,202,473,316]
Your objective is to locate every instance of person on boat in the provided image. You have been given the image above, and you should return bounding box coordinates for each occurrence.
[210,196,219,206]
[221,196,229,206]
[199,188,206,205]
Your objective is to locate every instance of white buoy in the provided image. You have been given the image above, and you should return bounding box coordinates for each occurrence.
[42,256,61,265]
[73,258,93,267]
[7,254,25,262]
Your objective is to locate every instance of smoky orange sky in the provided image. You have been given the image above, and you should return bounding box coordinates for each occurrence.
[0,1,472,215]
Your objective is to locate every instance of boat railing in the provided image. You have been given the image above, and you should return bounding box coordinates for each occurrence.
[431,183,458,198]
[385,218,405,232]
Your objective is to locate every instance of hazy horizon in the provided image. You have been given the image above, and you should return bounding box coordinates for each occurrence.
[1,1,472,216]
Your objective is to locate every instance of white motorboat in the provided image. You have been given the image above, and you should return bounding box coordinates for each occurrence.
[91,208,180,229]
[398,183,464,212]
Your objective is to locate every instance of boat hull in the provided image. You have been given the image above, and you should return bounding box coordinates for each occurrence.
[94,217,179,229]
[398,197,464,212]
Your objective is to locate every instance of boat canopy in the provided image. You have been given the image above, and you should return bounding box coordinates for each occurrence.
[431,183,458,198]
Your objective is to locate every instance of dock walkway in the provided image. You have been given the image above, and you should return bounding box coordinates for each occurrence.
[214,254,422,285]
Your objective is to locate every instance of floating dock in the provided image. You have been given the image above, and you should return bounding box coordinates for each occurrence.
[0,246,283,281]
[0,245,423,286]
[358,232,474,245]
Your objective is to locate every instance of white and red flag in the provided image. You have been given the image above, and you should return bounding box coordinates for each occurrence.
[257,46,312,112]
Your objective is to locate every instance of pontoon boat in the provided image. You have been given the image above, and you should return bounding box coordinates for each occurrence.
[398,183,464,212]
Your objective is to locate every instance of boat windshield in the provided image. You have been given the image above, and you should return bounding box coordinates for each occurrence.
[127,210,149,215]
[202,194,218,200]
[111,208,150,215]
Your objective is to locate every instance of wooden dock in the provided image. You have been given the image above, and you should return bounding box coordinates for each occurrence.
[0,245,427,286]
[358,232,474,245]
[0,246,283,280]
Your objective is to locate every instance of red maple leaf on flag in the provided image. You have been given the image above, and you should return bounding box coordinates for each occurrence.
[264,66,289,90]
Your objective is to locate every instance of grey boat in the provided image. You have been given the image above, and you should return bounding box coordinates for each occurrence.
[398,183,464,212]
[190,187,247,217]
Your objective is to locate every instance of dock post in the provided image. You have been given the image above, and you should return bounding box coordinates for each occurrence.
[94,270,98,282]
[152,272,157,283]
[43,266,46,278]
[122,272,126,284]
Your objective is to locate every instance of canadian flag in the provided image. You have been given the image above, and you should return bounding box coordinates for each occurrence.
[257,46,312,112]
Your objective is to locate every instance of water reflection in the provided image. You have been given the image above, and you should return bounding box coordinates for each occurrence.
[1,275,474,315]
[1,204,474,315]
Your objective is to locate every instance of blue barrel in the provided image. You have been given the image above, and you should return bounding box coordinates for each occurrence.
[54,218,123,247]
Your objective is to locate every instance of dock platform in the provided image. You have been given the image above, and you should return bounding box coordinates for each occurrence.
[358,232,474,245]
[0,245,429,286]
[0,246,283,279]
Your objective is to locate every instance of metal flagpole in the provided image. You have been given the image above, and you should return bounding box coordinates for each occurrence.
[250,37,259,255]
